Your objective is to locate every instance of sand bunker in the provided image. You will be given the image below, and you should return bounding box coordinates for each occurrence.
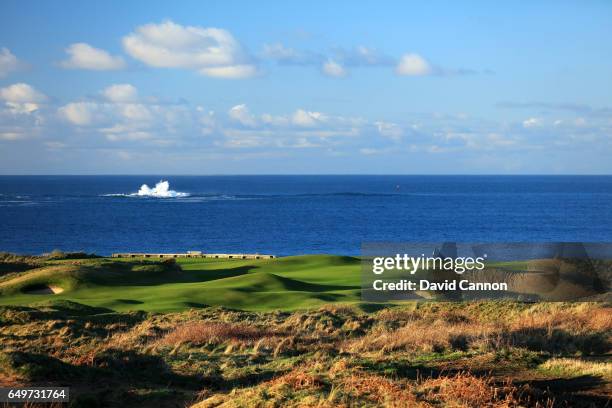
[22,284,64,295]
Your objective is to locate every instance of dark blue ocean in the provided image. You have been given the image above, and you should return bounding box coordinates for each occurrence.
[1,176,611,256]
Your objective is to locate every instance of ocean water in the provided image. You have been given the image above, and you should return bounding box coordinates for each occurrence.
[0,175,611,256]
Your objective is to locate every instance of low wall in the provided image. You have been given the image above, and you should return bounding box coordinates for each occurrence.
[111,253,275,259]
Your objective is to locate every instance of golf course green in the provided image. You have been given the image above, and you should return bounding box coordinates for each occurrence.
[0,255,363,312]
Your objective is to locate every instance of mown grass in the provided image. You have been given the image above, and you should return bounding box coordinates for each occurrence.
[0,255,362,312]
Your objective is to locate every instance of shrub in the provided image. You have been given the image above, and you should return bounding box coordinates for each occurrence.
[46,250,101,260]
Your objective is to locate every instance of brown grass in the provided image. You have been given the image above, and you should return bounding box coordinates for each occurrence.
[268,370,325,391]
[419,372,515,407]
[340,373,417,406]
[511,305,612,333]
[345,319,497,354]
[2,301,609,407]
[375,307,420,322]
[344,304,612,356]
[158,321,271,346]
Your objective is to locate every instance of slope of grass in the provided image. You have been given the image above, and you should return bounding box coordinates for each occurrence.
[0,255,362,312]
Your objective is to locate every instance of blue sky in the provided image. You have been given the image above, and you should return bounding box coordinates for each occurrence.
[0,0,611,174]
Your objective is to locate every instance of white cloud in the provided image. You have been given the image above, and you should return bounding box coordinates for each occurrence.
[58,88,195,143]
[123,20,257,78]
[375,121,403,140]
[220,131,268,148]
[60,43,126,70]
[291,137,320,148]
[59,85,162,130]
[199,64,258,79]
[522,117,542,128]
[262,43,301,61]
[0,83,47,103]
[322,59,347,78]
[261,43,321,66]
[260,43,475,78]
[59,102,100,125]
[102,84,138,102]
[120,104,152,121]
[333,46,394,67]
[219,106,366,149]
[0,84,47,140]
[261,113,290,126]
[0,108,42,139]
[353,46,386,65]
[292,109,325,127]
[395,53,432,76]
[0,132,26,141]
[262,44,395,71]
[4,83,609,173]
[486,132,517,147]
[101,125,153,141]
[359,147,396,155]
[0,83,47,114]
[261,44,399,77]
[197,107,217,135]
[0,48,20,78]
[228,104,257,126]
[4,102,40,114]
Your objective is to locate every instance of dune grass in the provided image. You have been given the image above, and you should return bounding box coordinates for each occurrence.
[0,300,609,407]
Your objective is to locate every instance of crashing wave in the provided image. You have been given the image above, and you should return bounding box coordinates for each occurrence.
[103,180,189,198]
[134,180,189,198]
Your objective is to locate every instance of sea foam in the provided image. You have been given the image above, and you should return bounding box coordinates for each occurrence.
[134,180,189,198]
[104,180,189,198]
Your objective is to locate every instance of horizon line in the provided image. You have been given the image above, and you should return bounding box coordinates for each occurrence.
[0,173,611,177]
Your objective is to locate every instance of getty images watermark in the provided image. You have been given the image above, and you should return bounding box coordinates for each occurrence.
[361,243,611,302]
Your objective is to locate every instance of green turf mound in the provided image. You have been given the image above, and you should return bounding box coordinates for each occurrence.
[0,260,183,296]
[199,271,354,293]
[0,255,362,312]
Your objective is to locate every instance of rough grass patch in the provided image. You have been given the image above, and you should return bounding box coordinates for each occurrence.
[539,358,612,379]
[340,373,417,406]
[268,370,325,391]
[158,321,271,346]
[418,372,517,407]
[345,320,497,354]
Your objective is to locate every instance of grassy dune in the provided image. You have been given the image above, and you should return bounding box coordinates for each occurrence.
[0,300,610,407]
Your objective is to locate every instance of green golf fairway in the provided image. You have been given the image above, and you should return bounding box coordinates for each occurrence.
[0,255,363,312]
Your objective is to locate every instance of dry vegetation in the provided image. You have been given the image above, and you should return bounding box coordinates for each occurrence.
[158,322,276,347]
[0,300,610,407]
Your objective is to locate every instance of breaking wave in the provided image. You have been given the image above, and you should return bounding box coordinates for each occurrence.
[104,180,190,198]
[135,180,189,198]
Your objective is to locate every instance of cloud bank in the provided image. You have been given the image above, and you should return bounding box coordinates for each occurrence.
[1,82,610,173]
